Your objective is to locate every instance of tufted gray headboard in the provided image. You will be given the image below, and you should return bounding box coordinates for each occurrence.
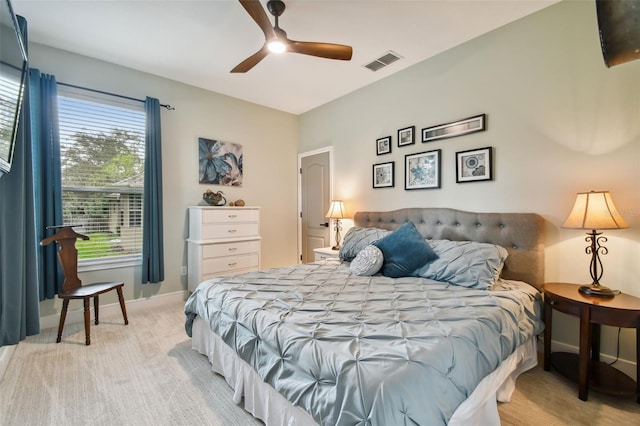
[354,208,545,291]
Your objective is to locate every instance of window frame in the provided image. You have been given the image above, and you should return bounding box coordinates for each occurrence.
[57,85,146,272]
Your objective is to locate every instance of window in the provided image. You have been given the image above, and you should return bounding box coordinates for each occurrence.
[57,87,145,267]
[128,195,142,228]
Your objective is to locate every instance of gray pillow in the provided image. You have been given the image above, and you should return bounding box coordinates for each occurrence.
[339,227,390,261]
[349,245,384,276]
[413,239,508,289]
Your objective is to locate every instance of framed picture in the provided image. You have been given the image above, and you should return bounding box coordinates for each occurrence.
[456,146,493,183]
[405,149,441,190]
[397,126,415,147]
[372,161,394,188]
[422,114,486,143]
[199,137,243,186]
[376,136,392,155]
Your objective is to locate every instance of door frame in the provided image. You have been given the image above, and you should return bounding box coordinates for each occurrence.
[297,146,334,264]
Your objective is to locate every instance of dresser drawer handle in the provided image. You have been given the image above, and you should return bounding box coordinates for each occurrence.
[228,214,237,218]
[228,247,238,251]
[228,262,237,267]
[228,229,237,233]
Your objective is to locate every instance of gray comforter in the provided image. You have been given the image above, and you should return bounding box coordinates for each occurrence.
[184,260,544,425]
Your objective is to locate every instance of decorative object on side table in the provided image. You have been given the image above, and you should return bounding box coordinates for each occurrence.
[562,190,629,297]
[326,200,346,250]
[456,147,492,183]
[405,149,441,190]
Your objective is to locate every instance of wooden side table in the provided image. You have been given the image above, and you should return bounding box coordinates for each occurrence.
[543,282,640,403]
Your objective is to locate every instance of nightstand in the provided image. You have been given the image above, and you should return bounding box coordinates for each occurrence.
[313,247,339,261]
[543,282,640,403]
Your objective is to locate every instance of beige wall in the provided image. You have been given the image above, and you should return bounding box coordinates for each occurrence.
[28,44,300,316]
[299,1,639,362]
[27,0,639,368]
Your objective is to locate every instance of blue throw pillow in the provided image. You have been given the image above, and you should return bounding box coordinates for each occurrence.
[372,221,438,278]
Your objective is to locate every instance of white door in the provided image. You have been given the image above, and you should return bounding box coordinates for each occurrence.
[299,150,331,263]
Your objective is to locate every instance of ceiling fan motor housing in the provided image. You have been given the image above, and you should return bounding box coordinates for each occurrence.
[267,0,286,18]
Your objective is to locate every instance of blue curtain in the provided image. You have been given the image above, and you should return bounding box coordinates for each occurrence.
[30,70,63,299]
[141,97,164,283]
[0,16,41,346]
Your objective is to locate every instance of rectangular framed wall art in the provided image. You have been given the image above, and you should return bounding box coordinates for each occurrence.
[397,126,415,147]
[373,161,394,188]
[405,149,441,190]
[376,136,392,155]
[456,146,493,183]
[422,114,486,142]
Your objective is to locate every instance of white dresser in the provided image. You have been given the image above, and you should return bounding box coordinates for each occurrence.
[187,206,261,292]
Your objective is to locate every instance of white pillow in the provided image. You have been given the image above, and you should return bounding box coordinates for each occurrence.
[349,245,384,276]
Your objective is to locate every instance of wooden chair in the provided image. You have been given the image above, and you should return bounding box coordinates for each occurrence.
[40,225,129,345]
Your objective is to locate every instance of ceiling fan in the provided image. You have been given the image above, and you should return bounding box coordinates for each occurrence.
[231,0,353,73]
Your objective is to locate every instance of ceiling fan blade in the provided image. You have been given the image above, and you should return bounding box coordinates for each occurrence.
[288,40,353,61]
[239,0,277,40]
[231,46,270,73]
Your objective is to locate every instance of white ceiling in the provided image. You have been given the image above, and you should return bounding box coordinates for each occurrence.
[13,0,558,115]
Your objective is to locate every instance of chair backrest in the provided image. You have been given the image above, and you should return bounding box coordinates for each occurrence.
[40,225,90,294]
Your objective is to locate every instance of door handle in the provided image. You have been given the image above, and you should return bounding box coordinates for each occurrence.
[319,222,329,227]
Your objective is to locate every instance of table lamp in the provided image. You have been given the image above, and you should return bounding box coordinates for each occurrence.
[326,200,346,250]
[562,190,629,297]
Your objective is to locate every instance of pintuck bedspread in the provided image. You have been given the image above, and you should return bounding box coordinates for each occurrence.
[184,259,544,426]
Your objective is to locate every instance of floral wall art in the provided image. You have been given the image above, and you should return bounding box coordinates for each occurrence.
[198,137,243,186]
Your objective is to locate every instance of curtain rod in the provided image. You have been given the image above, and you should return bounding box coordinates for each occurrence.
[56,81,175,111]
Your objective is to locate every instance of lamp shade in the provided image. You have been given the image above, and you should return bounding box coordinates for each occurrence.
[562,191,629,230]
[325,200,345,219]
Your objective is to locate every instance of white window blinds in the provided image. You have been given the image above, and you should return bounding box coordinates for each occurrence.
[57,87,145,262]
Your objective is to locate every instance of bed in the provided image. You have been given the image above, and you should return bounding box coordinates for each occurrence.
[184,208,545,425]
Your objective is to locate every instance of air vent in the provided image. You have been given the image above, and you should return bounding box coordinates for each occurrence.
[364,51,403,71]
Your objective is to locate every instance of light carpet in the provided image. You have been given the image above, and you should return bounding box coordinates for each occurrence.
[1,296,639,425]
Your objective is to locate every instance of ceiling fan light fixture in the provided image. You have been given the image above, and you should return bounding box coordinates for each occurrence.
[268,40,286,53]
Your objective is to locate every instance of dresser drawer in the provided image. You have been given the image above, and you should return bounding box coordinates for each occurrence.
[202,240,260,258]
[202,208,259,224]
[203,254,259,274]
[201,223,259,240]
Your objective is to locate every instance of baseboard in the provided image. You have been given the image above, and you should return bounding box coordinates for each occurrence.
[542,336,637,379]
[39,290,189,331]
